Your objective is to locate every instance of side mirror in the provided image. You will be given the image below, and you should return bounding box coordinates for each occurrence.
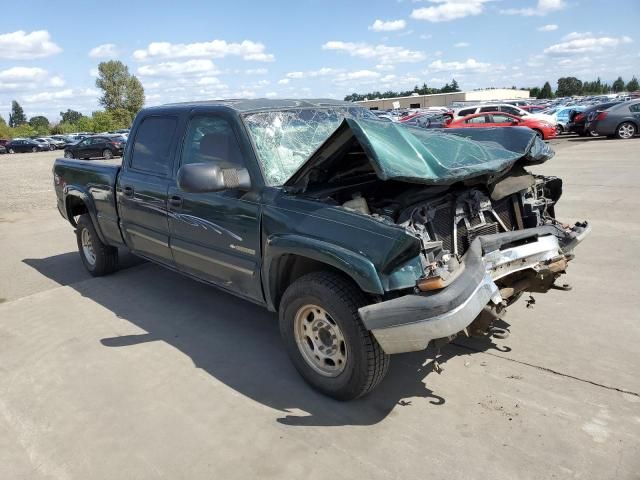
[177,163,251,193]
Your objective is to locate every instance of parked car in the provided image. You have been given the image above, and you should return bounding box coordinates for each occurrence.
[6,139,50,153]
[63,135,125,160]
[568,102,622,136]
[53,99,589,400]
[50,135,77,147]
[588,100,640,139]
[0,139,9,147]
[42,137,67,149]
[549,106,587,134]
[0,145,6,154]
[447,112,557,139]
[33,138,56,151]
[400,112,452,128]
[454,104,555,124]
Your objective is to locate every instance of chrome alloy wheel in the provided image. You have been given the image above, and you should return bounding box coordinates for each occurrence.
[81,228,96,265]
[294,304,348,377]
[618,123,635,139]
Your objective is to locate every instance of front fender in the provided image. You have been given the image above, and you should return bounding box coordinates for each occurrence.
[262,234,385,311]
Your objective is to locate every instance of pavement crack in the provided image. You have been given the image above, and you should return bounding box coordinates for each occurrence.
[450,341,640,398]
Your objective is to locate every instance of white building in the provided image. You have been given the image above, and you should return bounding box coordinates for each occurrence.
[357,89,530,110]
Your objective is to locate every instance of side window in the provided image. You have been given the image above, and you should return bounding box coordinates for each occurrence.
[629,104,640,113]
[479,106,497,113]
[501,106,521,116]
[181,115,245,169]
[458,108,475,116]
[492,114,514,123]
[465,115,487,124]
[130,116,177,176]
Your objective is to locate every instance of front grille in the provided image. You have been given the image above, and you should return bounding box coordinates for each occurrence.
[428,194,520,255]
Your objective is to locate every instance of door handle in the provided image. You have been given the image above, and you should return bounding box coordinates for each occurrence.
[168,195,183,208]
[122,186,134,197]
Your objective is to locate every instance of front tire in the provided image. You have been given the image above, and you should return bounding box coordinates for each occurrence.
[64,150,74,159]
[76,214,118,276]
[616,122,636,139]
[279,271,390,400]
[32,147,38,153]
[532,129,543,139]
[103,149,113,160]
[8,148,15,154]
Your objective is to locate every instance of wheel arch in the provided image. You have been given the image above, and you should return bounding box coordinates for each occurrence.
[64,187,108,244]
[263,235,385,312]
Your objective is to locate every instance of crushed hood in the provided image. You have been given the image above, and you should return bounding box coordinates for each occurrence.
[284,118,554,190]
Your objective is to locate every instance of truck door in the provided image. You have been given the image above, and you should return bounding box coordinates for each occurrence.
[116,115,179,267]
[167,113,263,302]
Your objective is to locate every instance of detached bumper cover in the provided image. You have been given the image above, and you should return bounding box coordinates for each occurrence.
[359,222,590,354]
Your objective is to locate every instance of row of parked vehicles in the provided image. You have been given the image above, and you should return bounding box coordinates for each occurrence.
[371,97,640,140]
[0,129,130,157]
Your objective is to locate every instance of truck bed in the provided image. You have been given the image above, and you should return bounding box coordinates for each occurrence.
[53,158,124,246]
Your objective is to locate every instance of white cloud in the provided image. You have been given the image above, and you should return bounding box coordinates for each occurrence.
[454,42,470,47]
[245,68,268,75]
[89,43,119,58]
[278,78,290,85]
[537,24,558,32]
[0,66,48,82]
[265,91,278,98]
[501,0,566,16]
[544,33,633,55]
[335,70,380,81]
[285,67,339,79]
[322,41,425,64]
[428,58,491,72]
[133,39,274,62]
[138,59,220,77]
[0,30,61,59]
[411,0,491,23]
[369,19,406,32]
[21,88,98,104]
[49,76,65,87]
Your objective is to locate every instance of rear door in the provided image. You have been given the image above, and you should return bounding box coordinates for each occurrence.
[117,115,179,266]
[167,112,263,301]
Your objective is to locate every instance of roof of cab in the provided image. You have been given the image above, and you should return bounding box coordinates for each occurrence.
[147,98,356,114]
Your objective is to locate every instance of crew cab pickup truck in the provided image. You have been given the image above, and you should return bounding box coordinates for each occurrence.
[54,99,589,400]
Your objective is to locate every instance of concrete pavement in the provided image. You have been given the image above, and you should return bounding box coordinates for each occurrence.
[1,141,639,479]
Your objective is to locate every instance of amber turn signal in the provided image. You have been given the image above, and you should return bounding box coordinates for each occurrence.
[417,276,446,292]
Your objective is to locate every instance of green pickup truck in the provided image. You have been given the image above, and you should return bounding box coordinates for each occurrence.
[53,99,589,400]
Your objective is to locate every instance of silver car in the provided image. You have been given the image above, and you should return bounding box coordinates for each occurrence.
[588,100,640,139]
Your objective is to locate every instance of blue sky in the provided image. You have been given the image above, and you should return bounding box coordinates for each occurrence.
[1,0,638,121]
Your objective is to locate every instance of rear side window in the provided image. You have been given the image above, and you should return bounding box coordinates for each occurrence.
[130,116,177,175]
[458,108,475,116]
[629,103,640,113]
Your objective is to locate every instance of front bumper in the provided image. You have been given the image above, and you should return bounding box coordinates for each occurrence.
[359,222,590,354]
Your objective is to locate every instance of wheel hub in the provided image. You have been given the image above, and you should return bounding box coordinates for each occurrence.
[294,305,348,377]
[81,228,96,266]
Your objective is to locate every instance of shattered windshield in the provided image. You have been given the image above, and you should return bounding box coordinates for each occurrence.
[243,107,376,186]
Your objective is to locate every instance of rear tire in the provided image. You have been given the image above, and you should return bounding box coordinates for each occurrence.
[32,147,37,153]
[49,145,55,151]
[279,271,390,400]
[8,148,15,154]
[102,149,113,160]
[616,122,636,139]
[64,150,74,159]
[76,214,118,276]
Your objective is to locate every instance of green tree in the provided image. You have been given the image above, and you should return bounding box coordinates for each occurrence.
[60,109,84,124]
[10,124,36,138]
[539,81,554,99]
[612,76,625,93]
[626,76,639,92]
[8,100,27,127]
[29,115,50,135]
[96,60,144,122]
[529,87,541,98]
[556,77,582,96]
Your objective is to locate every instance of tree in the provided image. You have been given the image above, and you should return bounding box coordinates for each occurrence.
[529,87,541,98]
[450,78,460,92]
[556,77,582,96]
[539,82,554,99]
[29,115,50,134]
[8,100,27,127]
[96,60,144,122]
[626,76,639,92]
[612,76,625,93]
[60,109,84,124]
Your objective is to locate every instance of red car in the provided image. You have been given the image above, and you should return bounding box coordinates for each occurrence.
[446,111,557,140]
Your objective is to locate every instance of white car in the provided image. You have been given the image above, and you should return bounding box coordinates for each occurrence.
[454,103,555,124]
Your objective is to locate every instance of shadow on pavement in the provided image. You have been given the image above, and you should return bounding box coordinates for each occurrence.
[23,252,507,427]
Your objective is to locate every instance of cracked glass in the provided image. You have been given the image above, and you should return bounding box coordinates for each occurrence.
[243,107,375,186]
